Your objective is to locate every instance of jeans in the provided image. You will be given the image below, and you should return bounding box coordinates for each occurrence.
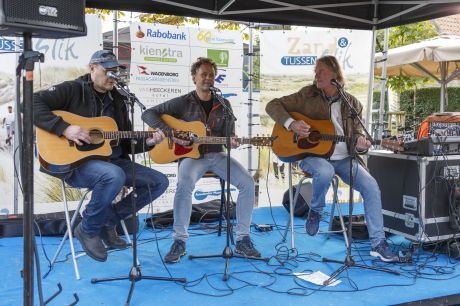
[299,156,385,247]
[173,152,255,242]
[65,158,169,236]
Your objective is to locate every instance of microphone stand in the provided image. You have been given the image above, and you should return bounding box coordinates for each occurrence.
[91,81,186,305]
[188,88,269,281]
[322,83,399,285]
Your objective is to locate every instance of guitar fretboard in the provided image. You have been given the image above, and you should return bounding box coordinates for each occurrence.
[194,137,251,145]
[102,130,158,139]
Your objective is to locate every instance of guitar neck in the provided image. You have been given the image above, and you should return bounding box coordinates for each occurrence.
[194,136,247,144]
[103,131,157,139]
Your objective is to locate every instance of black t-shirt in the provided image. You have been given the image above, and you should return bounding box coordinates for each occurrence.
[200,99,213,119]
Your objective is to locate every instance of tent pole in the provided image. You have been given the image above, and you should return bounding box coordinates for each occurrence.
[440,61,447,113]
[113,11,118,57]
[378,28,390,139]
[366,1,379,134]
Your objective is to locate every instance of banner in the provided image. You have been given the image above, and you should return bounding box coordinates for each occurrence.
[130,23,245,210]
[0,14,102,215]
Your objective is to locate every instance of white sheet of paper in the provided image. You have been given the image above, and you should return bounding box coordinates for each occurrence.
[293,271,341,286]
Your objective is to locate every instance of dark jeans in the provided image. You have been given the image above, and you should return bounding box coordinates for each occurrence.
[65,158,169,236]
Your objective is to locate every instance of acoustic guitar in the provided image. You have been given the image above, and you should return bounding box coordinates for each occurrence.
[148,114,275,164]
[271,112,404,162]
[36,110,164,173]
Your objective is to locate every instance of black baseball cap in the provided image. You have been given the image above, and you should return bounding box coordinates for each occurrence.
[89,50,126,69]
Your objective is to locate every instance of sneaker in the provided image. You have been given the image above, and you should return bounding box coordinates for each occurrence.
[235,236,261,257]
[305,210,321,236]
[100,226,128,249]
[370,241,398,262]
[164,240,186,264]
[74,223,107,262]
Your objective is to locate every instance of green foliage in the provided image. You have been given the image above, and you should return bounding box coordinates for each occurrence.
[85,9,125,21]
[376,21,438,93]
[138,14,199,25]
[399,87,460,128]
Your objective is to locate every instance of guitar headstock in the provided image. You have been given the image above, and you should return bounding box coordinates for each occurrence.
[248,135,277,147]
[381,139,404,152]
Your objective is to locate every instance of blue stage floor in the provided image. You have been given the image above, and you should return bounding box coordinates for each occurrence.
[2,205,460,306]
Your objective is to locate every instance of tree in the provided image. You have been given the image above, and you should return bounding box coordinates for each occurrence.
[376,21,438,93]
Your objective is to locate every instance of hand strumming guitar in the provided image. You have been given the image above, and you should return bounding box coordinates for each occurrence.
[63,125,91,146]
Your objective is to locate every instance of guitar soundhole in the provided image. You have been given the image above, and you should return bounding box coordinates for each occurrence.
[89,129,104,144]
[297,130,320,149]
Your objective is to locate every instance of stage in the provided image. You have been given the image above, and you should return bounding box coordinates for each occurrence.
[2,205,460,306]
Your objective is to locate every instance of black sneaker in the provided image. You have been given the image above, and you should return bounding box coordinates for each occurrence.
[370,241,398,262]
[305,210,321,236]
[235,236,261,257]
[74,223,107,262]
[100,226,128,249]
[164,240,186,264]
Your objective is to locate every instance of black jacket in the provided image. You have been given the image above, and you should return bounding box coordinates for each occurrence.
[34,74,150,162]
[142,90,235,156]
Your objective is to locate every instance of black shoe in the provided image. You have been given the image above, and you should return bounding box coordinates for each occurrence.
[305,210,321,236]
[74,223,107,262]
[100,226,128,249]
[235,236,261,257]
[370,241,399,262]
[164,240,186,264]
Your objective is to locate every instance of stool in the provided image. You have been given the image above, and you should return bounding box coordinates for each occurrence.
[282,164,349,249]
[49,180,133,280]
[201,171,226,237]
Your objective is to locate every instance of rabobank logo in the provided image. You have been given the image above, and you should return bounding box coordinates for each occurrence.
[146,29,186,40]
[197,30,235,45]
[194,188,235,201]
[281,56,317,66]
[135,65,180,83]
[138,44,183,63]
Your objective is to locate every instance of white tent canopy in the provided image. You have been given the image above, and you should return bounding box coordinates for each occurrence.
[375,35,460,112]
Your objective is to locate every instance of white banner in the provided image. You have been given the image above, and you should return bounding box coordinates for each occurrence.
[260,29,372,76]
[130,23,245,209]
[0,15,102,214]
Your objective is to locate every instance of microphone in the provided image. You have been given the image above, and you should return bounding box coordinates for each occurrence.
[209,86,221,93]
[106,71,125,85]
[330,79,343,89]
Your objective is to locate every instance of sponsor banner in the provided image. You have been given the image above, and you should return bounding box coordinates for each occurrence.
[129,84,188,104]
[0,14,102,74]
[130,22,190,45]
[189,28,242,49]
[260,29,372,76]
[213,68,242,89]
[190,46,243,70]
[129,63,189,86]
[131,41,190,67]
[192,178,239,204]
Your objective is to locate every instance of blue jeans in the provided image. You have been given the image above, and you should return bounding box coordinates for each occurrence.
[299,156,385,248]
[65,158,169,236]
[173,152,255,242]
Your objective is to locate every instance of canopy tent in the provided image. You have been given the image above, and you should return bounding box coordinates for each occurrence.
[86,0,460,30]
[374,35,460,112]
[86,0,460,127]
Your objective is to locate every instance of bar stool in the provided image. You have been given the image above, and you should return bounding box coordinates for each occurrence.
[282,163,349,249]
[201,171,226,236]
[49,180,133,280]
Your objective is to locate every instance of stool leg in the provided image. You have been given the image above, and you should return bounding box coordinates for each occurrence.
[281,163,296,249]
[120,219,140,266]
[217,178,225,237]
[62,181,80,280]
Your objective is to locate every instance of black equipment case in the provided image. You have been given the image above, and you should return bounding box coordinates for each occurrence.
[368,151,460,242]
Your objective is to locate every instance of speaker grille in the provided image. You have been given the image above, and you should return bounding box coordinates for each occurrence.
[0,0,86,38]
[4,0,85,31]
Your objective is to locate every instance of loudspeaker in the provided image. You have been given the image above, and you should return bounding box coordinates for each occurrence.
[0,0,87,38]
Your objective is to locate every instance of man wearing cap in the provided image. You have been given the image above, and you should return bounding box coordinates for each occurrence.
[34,50,169,262]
